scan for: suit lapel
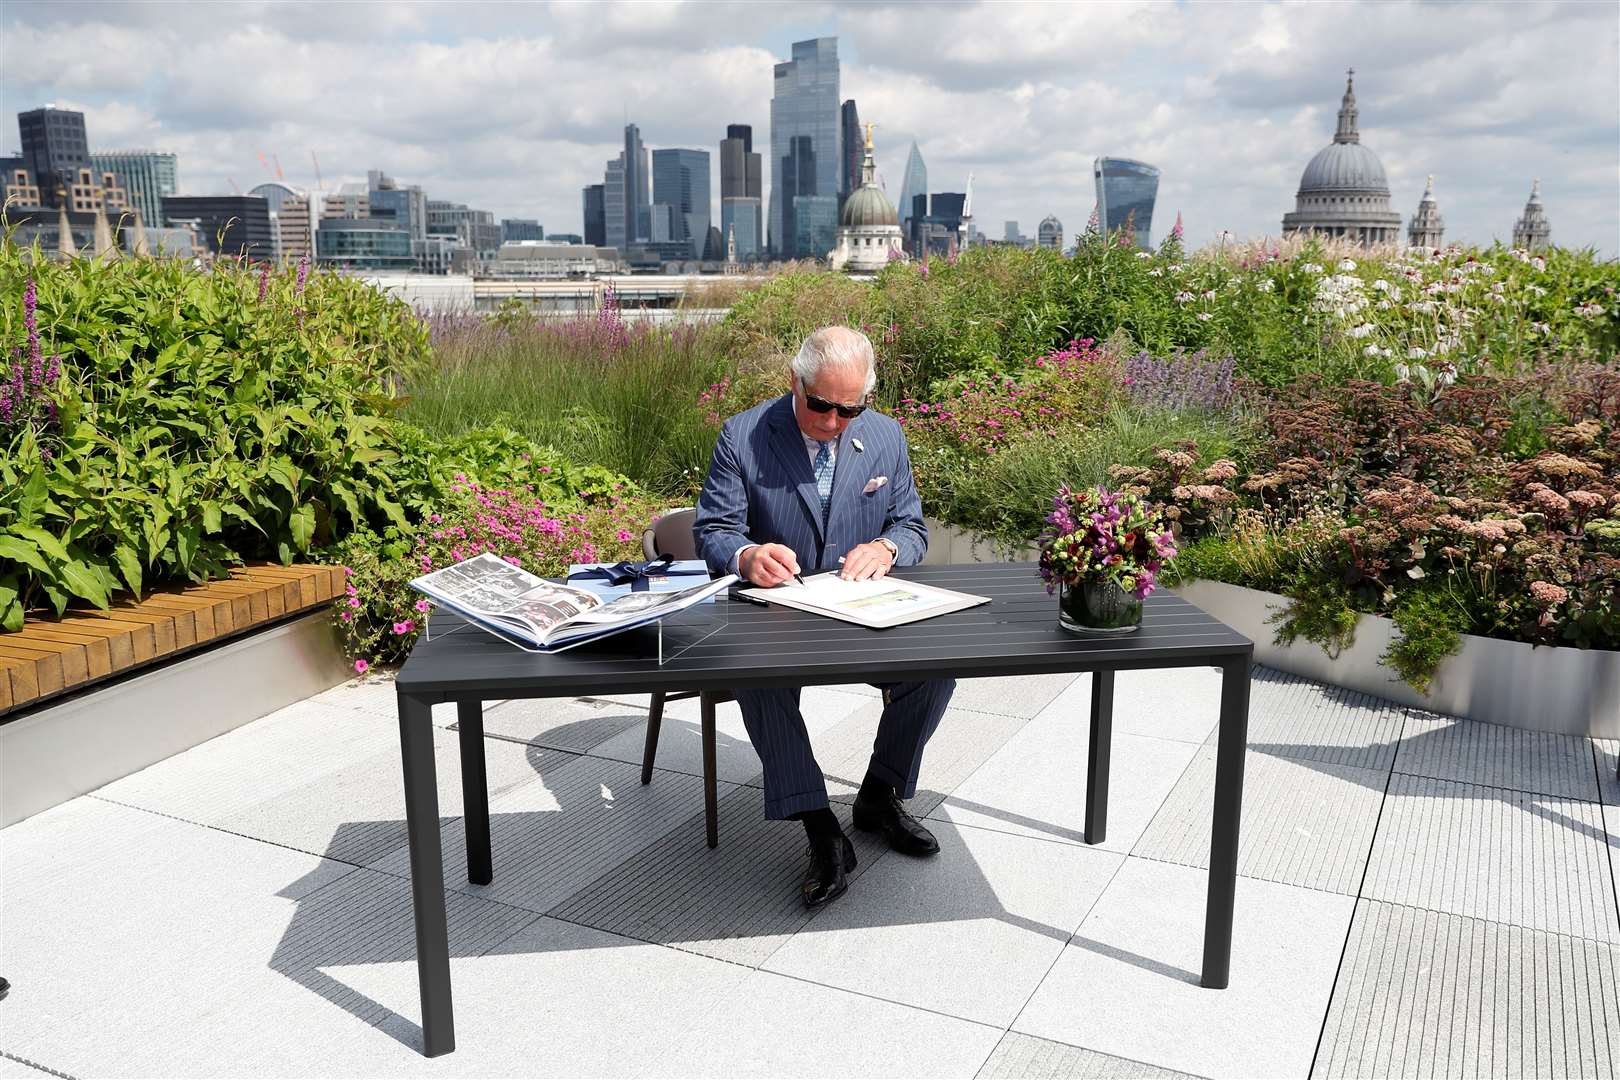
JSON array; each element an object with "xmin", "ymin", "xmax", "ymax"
[
  {"xmin": 766, "ymin": 394, "xmax": 827, "ymax": 543},
  {"xmin": 826, "ymin": 412, "xmax": 870, "ymax": 523}
]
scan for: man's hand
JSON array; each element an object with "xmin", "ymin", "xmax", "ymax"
[
  {"xmin": 839, "ymin": 541, "xmax": 895, "ymax": 581},
  {"xmin": 740, "ymin": 543, "xmax": 801, "ymax": 587}
]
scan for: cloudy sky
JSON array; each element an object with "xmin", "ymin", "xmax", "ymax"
[{"xmin": 3, "ymin": 0, "xmax": 1616, "ymax": 254}]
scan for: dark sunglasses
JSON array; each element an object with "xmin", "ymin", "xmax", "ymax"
[{"xmin": 802, "ymin": 390, "xmax": 869, "ymax": 419}]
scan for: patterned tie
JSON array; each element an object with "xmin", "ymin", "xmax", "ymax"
[{"xmin": 813, "ymin": 440, "xmax": 834, "ymax": 521}]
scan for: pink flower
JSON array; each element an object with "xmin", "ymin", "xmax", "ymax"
[
  {"xmin": 392, "ymin": 620, "xmax": 415, "ymax": 635},
  {"xmin": 415, "ymin": 598, "xmax": 430, "ymax": 613},
  {"xmin": 616, "ymin": 528, "xmax": 635, "ymax": 542},
  {"xmin": 348, "ymin": 597, "xmax": 361, "ymax": 609},
  {"xmin": 1528, "ymin": 581, "xmax": 1568, "ymax": 606},
  {"xmin": 354, "ymin": 659, "xmax": 370, "ymax": 674}
]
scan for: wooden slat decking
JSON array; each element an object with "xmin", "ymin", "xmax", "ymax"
[{"xmin": 0, "ymin": 564, "xmax": 343, "ymax": 718}]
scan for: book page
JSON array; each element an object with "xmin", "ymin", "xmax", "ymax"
[
  {"xmin": 412, "ymin": 553, "xmax": 601, "ymax": 640},
  {"xmin": 770, "ymin": 573, "xmax": 965, "ymax": 622}
]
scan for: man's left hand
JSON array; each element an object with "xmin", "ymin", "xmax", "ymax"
[{"xmin": 839, "ymin": 541, "xmax": 895, "ymax": 581}]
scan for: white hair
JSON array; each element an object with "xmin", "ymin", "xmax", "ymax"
[{"xmin": 791, "ymin": 326, "xmax": 877, "ymax": 397}]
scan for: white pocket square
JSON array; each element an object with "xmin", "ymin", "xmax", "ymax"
[{"xmin": 862, "ymin": 476, "xmax": 889, "ymax": 495}]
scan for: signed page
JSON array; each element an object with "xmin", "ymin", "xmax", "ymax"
[{"xmin": 739, "ymin": 572, "xmax": 989, "ymax": 629}]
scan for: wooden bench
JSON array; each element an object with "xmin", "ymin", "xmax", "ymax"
[{"xmin": 0, "ymin": 565, "xmax": 344, "ymax": 718}]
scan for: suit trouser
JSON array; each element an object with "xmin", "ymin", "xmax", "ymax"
[{"xmin": 734, "ymin": 679, "xmax": 957, "ymax": 819}]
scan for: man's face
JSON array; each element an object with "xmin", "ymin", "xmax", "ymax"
[{"xmin": 792, "ymin": 366, "xmax": 870, "ymax": 441}]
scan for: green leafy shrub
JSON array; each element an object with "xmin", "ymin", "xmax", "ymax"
[{"xmin": 0, "ymin": 241, "xmax": 428, "ymax": 629}]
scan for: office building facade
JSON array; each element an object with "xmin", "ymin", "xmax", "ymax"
[
  {"xmin": 368, "ymin": 170, "xmax": 427, "ymax": 245},
  {"xmin": 603, "ymin": 159, "xmax": 626, "ymax": 252},
  {"xmin": 720, "ymin": 123, "xmax": 763, "ymax": 261},
  {"xmin": 582, "ymin": 183, "xmax": 606, "ymax": 247},
  {"xmin": 769, "ymin": 37, "xmax": 840, "ymax": 258},
  {"xmin": 247, "ymin": 181, "xmax": 312, "ymax": 263},
  {"xmin": 1037, "ymin": 214, "xmax": 1063, "ymax": 250},
  {"xmin": 897, "ymin": 140, "xmax": 928, "ymax": 240},
  {"xmin": 316, "ymin": 218, "xmax": 413, "ymax": 270},
  {"xmin": 161, "ymin": 195, "xmax": 275, "ymax": 260},
  {"xmin": 501, "ymin": 218, "xmax": 544, "ymax": 243},
  {"xmin": 18, "ymin": 106, "xmax": 89, "ymax": 208},
  {"xmin": 1094, "ymin": 157, "xmax": 1160, "ymax": 249},
  {"xmin": 651, "ymin": 148, "xmax": 711, "ymax": 257},
  {"xmin": 88, "ymin": 151, "xmax": 177, "ymax": 224},
  {"xmin": 622, "ymin": 124, "xmax": 649, "ymax": 248},
  {"xmin": 840, "ymin": 99, "xmax": 861, "ymax": 199}
]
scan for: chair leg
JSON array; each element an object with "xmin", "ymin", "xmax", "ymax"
[
  {"xmin": 701, "ymin": 692, "xmax": 719, "ymax": 849},
  {"xmin": 641, "ymin": 691, "xmax": 665, "ymax": 785}
]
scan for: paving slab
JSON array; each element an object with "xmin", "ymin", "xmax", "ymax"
[
  {"xmin": 932, "ymin": 690, "xmax": 1201, "ymax": 854},
  {"xmin": 668, "ymin": 967, "xmax": 1004, "ymax": 1078},
  {"xmin": 548, "ymin": 784, "xmax": 884, "ymax": 967},
  {"xmin": 312, "ymin": 671, "xmax": 490, "ymax": 727},
  {"xmin": 1131, "ymin": 746, "xmax": 1387, "ymax": 894},
  {"xmin": 838, "ymin": 672, "xmax": 1081, "ymax": 720},
  {"xmin": 1394, "ymin": 709, "xmax": 1599, "ymax": 800},
  {"xmin": 1235, "ymin": 668, "xmax": 1407, "ymax": 771},
  {"xmin": 1595, "ymin": 738, "xmax": 1619, "ymax": 806},
  {"xmin": 477, "ymin": 694, "xmax": 648, "ymax": 753},
  {"xmin": 165, "ymin": 912, "xmax": 749, "ymax": 1077},
  {"xmin": 95, "ymin": 697, "xmax": 555, "ymax": 866},
  {"xmin": 977, "ymin": 1033, "xmax": 1203, "ymax": 1079},
  {"xmin": 1039, "ymin": 668, "xmax": 1225, "ymax": 745},
  {"xmin": 0, "ymin": 1053, "xmax": 65, "ymax": 1079},
  {"xmin": 367, "ymin": 753, "xmax": 732, "ymax": 916},
  {"xmin": 1013, "ymin": 857, "xmax": 1354, "ymax": 1080},
  {"xmin": 811, "ymin": 700, "xmax": 1033, "ymax": 818},
  {"xmin": 1362, "ymin": 774, "xmax": 1618, "ymax": 942},
  {"xmin": 0, "ymin": 799, "xmax": 552, "ymax": 1076},
  {"xmin": 764, "ymin": 820, "xmax": 1123, "ymax": 1026},
  {"xmin": 584, "ymin": 686, "xmax": 870, "ymax": 787},
  {"xmin": 1315, "ymin": 899, "xmax": 1620, "ymax": 1080}
]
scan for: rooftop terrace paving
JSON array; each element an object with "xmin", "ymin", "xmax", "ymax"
[{"xmin": 1, "ymin": 666, "xmax": 1616, "ymax": 1078}]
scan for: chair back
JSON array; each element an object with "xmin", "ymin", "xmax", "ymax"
[{"xmin": 643, "ymin": 507, "xmax": 699, "ymax": 560}]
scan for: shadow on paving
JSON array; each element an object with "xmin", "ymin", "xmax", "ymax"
[
  {"xmin": 1235, "ymin": 667, "xmax": 1613, "ymax": 848},
  {"xmin": 264, "ymin": 714, "xmax": 1167, "ymax": 1053}
]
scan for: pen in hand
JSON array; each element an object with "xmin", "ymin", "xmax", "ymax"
[{"xmin": 791, "ymin": 572, "xmax": 808, "ymax": 588}]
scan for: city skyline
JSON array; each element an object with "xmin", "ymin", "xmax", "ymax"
[{"xmin": 0, "ymin": 1, "xmax": 1615, "ymax": 255}]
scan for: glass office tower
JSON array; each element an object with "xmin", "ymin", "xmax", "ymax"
[
  {"xmin": 897, "ymin": 140, "xmax": 927, "ymax": 236},
  {"xmin": 89, "ymin": 151, "xmax": 177, "ymax": 224},
  {"xmin": 769, "ymin": 37, "xmax": 840, "ymax": 258},
  {"xmin": 720, "ymin": 123, "xmax": 763, "ymax": 261},
  {"xmin": 652, "ymin": 148, "xmax": 711, "ymax": 258},
  {"xmin": 1093, "ymin": 157, "xmax": 1160, "ymax": 249}
]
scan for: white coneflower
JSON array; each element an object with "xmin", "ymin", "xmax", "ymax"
[
  {"xmin": 1338, "ymin": 258, "xmax": 1357, "ymax": 271},
  {"xmin": 1349, "ymin": 323, "xmax": 1375, "ymax": 338}
]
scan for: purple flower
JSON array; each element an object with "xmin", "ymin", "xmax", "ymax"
[
  {"xmin": 295, "ymin": 254, "xmax": 309, "ymax": 295},
  {"xmin": 257, "ymin": 266, "xmax": 269, "ymax": 301}
]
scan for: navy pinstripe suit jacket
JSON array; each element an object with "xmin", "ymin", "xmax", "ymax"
[{"xmin": 694, "ymin": 392, "xmax": 929, "ymax": 574}]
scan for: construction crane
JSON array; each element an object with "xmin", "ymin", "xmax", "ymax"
[
  {"xmin": 271, "ymin": 154, "xmax": 285, "ymax": 181},
  {"xmin": 257, "ymin": 151, "xmax": 273, "ymax": 178},
  {"xmin": 226, "ymin": 176, "xmax": 242, "ymax": 194}
]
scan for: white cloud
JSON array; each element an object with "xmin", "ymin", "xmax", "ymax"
[{"xmin": 0, "ymin": 0, "xmax": 1613, "ymax": 252}]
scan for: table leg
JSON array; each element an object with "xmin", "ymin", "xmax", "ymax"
[
  {"xmin": 1201, "ymin": 653, "xmax": 1252, "ymax": 990},
  {"xmin": 1085, "ymin": 669, "xmax": 1115, "ymax": 845},
  {"xmin": 701, "ymin": 692, "xmax": 719, "ymax": 849},
  {"xmin": 398, "ymin": 692, "xmax": 455, "ymax": 1056},
  {"xmin": 457, "ymin": 699, "xmax": 492, "ymax": 886}
]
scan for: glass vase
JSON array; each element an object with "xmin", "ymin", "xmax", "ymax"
[{"xmin": 1058, "ymin": 578, "xmax": 1143, "ymax": 635}]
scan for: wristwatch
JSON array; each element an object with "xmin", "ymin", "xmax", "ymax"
[{"xmin": 874, "ymin": 537, "xmax": 899, "ymax": 562}]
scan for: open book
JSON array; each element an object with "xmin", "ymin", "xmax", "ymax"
[
  {"xmin": 738, "ymin": 572, "xmax": 989, "ymax": 629},
  {"xmin": 411, "ymin": 552, "xmax": 734, "ymax": 651}
]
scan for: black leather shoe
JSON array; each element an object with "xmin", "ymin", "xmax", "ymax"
[
  {"xmin": 852, "ymin": 791, "xmax": 941, "ymax": 856},
  {"xmin": 802, "ymin": 831, "xmax": 857, "ymax": 908}
]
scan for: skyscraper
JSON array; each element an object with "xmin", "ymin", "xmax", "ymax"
[
  {"xmin": 88, "ymin": 150, "xmax": 177, "ymax": 224},
  {"xmin": 769, "ymin": 37, "xmax": 840, "ymax": 258},
  {"xmin": 603, "ymin": 158, "xmax": 626, "ymax": 252},
  {"xmin": 1093, "ymin": 157, "xmax": 1160, "ymax": 248},
  {"xmin": 897, "ymin": 140, "xmax": 927, "ymax": 237},
  {"xmin": 18, "ymin": 106, "xmax": 90, "ymax": 208},
  {"xmin": 582, "ymin": 183, "xmax": 606, "ymax": 247},
  {"xmin": 622, "ymin": 124, "xmax": 649, "ymax": 245},
  {"xmin": 652, "ymin": 148, "xmax": 711, "ymax": 257},
  {"xmin": 720, "ymin": 123, "xmax": 763, "ymax": 261},
  {"xmin": 840, "ymin": 99, "xmax": 862, "ymax": 199}
]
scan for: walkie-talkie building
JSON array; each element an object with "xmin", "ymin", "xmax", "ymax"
[{"xmin": 1093, "ymin": 157, "xmax": 1160, "ymax": 249}]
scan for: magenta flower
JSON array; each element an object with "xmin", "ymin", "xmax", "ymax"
[{"xmin": 354, "ymin": 659, "xmax": 370, "ymax": 674}]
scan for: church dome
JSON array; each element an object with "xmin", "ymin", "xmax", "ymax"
[
  {"xmin": 840, "ymin": 183, "xmax": 898, "ymax": 228},
  {"xmin": 1298, "ymin": 141, "xmax": 1389, "ymax": 193}
]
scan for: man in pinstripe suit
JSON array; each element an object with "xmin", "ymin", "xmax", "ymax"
[{"xmin": 694, "ymin": 327, "xmax": 956, "ymax": 908}]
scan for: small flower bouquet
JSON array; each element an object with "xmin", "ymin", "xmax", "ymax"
[{"xmin": 1038, "ymin": 485, "xmax": 1178, "ymax": 634}]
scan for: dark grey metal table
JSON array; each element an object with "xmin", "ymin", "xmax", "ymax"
[{"xmin": 392, "ymin": 563, "xmax": 1253, "ymax": 1056}]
